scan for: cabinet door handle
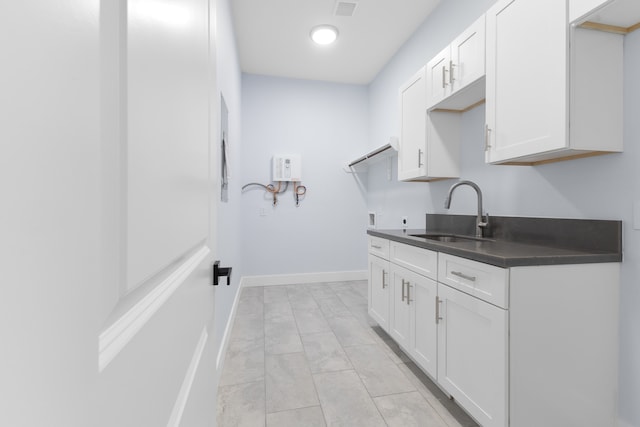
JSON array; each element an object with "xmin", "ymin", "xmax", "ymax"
[
  {"xmin": 449, "ymin": 60, "xmax": 455, "ymax": 85},
  {"xmin": 418, "ymin": 149, "xmax": 424, "ymax": 168},
  {"xmin": 441, "ymin": 65, "xmax": 448, "ymax": 88},
  {"xmin": 485, "ymin": 124, "xmax": 492, "ymax": 151},
  {"xmin": 451, "ymin": 270, "xmax": 476, "ymax": 282},
  {"xmin": 435, "ymin": 296, "xmax": 442, "ymax": 324},
  {"xmin": 406, "ymin": 282, "xmax": 412, "ymax": 305},
  {"xmin": 382, "ymin": 270, "xmax": 387, "ymax": 289},
  {"xmin": 401, "ymin": 279, "xmax": 406, "ymax": 302}
]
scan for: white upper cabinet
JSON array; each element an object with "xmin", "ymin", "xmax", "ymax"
[
  {"xmin": 398, "ymin": 67, "xmax": 427, "ymax": 181},
  {"xmin": 426, "ymin": 47, "xmax": 450, "ymax": 109},
  {"xmin": 426, "ymin": 15, "xmax": 486, "ymax": 111},
  {"xmin": 485, "ymin": 0, "xmax": 623, "ymax": 165},
  {"xmin": 398, "ymin": 68, "xmax": 461, "ymax": 182}
]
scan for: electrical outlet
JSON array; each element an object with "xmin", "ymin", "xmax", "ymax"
[{"xmin": 402, "ymin": 216, "xmax": 408, "ymax": 228}]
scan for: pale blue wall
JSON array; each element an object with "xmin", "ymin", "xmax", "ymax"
[
  {"xmin": 239, "ymin": 75, "xmax": 369, "ymax": 276},
  {"xmin": 214, "ymin": 0, "xmax": 244, "ymax": 367},
  {"xmin": 366, "ymin": 0, "xmax": 640, "ymax": 425}
]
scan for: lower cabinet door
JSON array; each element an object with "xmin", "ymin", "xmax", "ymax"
[
  {"xmin": 391, "ymin": 264, "xmax": 438, "ymax": 380},
  {"xmin": 410, "ymin": 272, "xmax": 438, "ymax": 379},
  {"xmin": 368, "ymin": 254, "xmax": 390, "ymax": 332},
  {"xmin": 389, "ymin": 264, "xmax": 411, "ymax": 349},
  {"xmin": 437, "ymin": 283, "xmax": 508, "ymax": 427}
]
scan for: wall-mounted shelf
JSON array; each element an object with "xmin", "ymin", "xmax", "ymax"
[
  {"xmin": 572, "ymin": 0, "xmax": 640, "ymax": 34},
  {"xmin": 346, "ymin": 138, "xmax": 398, "ymax": 173}
]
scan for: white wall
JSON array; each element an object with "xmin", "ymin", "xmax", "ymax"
[
  {"xmin": 367, "ymin": 0, "xmax": 497, "ymax": 229},
  {"xmin": 366, "ymin": 0, "xmax": 640, "ymax": 425},
  {"xmin": 240, "ymin": 75, "xmax": 369, "ymax": 277},
  {"xmin": 213, "ymin": 0, "xmax": 243, "ymax": 373}
]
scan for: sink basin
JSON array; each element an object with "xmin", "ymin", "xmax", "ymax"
[{"xmin": 409, "ymin": 234, "xmax": 490, "ymax": 243}]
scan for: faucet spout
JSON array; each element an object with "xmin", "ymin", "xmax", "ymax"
[{"xmin": 444, "ymin": 180, "xmax": 489, "ymax": 238}]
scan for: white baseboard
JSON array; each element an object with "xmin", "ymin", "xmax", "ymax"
[
  {"xmin": 215, "ymin": 282, "xmax": 243, "ymax": 372},
  {"xmin": 242, "ymin": 270, "xmax": 367, "ymax": 287}
]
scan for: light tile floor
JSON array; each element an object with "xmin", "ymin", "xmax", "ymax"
[{"xmin": 216, "ymin": 280, "xmax": 479, "ymax": 427}]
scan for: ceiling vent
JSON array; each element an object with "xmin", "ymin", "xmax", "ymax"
[{"xmin": 334, "ymin": 1, "xmax": 358, "ymax": 17}]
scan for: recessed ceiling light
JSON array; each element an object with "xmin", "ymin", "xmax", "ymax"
[{"xmin": 310, "ymin": 25, "xmax": 338, "ymax": 45}]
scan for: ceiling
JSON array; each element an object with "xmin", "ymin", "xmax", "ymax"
[{"xmin": 230, "ymin": 0, "xmax": 442, "ymax": 85}]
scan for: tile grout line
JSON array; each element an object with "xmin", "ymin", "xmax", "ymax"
[
  {"xmin": 262, "ymin": 286, "xmax": 267, "ymax": 427},
  {"xmin": 222, "ymin": 281, "xmax": 472, "ymax": 427},
  {"xmin": 395, "ymin": 361, "xmax": 453, "ymax": 427},
  {"xmin": 321, "ymin": 282, "xmax": 391, "ymax": 427},
  {"xmin": 305, "ymin": 282, "xmax": 335, "ymax": 427}
]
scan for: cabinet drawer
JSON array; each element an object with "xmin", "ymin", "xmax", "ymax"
[
  {"xmin": 390, "ymin": 242, "xmax": 437, "ymax": 280},
  {"xmin": 368, "ymin": 236, "xmax": 390, "ymax": 258},
  {"xmin": 438, "ymin": 253, "xmax": 509, "ymax": 309}
]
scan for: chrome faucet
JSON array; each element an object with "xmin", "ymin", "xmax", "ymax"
[{"xmin": 444, "ymin": 180, "xmax": 489, "ymax": 238}]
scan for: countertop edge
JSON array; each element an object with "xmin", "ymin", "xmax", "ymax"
[{"xmin": 367, "ymin": 229, "xmax": 623, "ymax": 268}]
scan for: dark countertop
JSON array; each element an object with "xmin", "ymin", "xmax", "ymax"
[{"xmin": 367, "ymin": 215, "xmax": 622, "ymax": 268}]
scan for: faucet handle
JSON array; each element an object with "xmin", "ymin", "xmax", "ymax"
[{"xmin": 479, "ymin": 212, "xmax": 489, "ymax": 228}]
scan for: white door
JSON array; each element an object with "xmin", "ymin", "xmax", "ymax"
[
  {"xmin": 1, "ymin": 0, "xmax": 219, "ymax": 425},
  {"xmin": 437, "ymin": 284, "xmax": 508, "ymax": 427}
]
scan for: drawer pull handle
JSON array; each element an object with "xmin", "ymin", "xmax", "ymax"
[
  {"xmin": 451, "ymin": 271, "xmax": 476, "ymax": 282},
  {"xmin": 371, "ymin": 244, "xmax": 382, "ymax": 249}
]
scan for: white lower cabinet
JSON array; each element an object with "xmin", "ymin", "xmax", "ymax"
[
  {"xmin": 368, "ymin": 254, "xmax": 390, "ymax": 332},
  {"xmin": 389, "ymin": 264, "xmax": 411, "ymax": 349},
  {"xmin": 367, "ymin": 236, "xmax": 619, "ymax": 427},
  {"xmin": 389, "ymin": 264, "xmax": 438, "ymax": 378},
  {"xmin": 368, "ymin": 237, "xmax": 390, "ymax": 332},
  {"xmin": 408, "ymin": 269, "xmax": 438, "ymax": 378},
  {"xmin": 437, "ymin": 283, "xmax": 507, "ymax": 427}
]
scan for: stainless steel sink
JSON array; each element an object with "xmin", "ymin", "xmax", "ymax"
[{"xmin": 409, "ymin": 234, "xmax": 491, "ymax": 243}]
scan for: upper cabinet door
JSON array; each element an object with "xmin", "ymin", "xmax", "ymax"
[
  {"xmin": 451, "ymin": 15, "xmax": 485, "ymax": 93},
  {"xmin": 485, "ymin": 0, "xmax": 568, "ymax": 164},
  {"xmin": 398, "ymin": 67, "xmax": 427, "ymax": 181},
  {"xmin": 425, "ymin": 46, "xmax": 451, "ymax": 109}
]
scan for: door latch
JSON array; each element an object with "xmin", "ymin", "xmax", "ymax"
[{"xmin": 213, "ymin": 261, "xmax": 232, "ymax": 286}]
